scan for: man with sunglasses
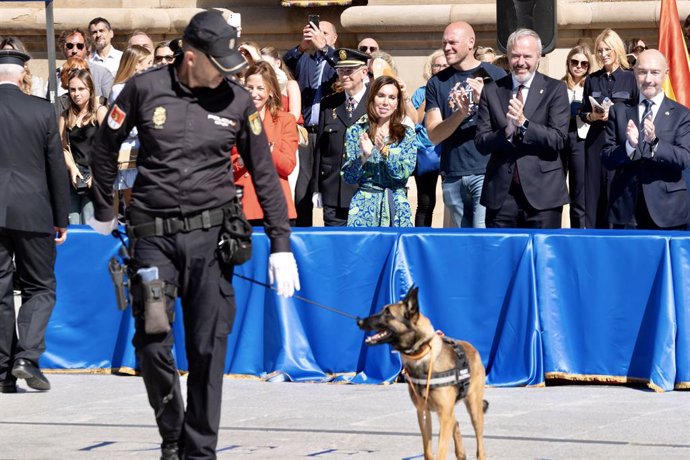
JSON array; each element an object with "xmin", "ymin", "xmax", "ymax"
[
  {"xmin": 357, "ymin": 38, "xmax": 379, "ymax": 56},
  {"xmin": 55, "ymin": 29, "xmax": 113, "ymax": 101},
  {"xmin": 153, "ymin": 41, "xmax": 176, "ymax": 66}
]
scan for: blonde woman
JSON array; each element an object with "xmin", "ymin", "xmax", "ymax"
[
  {"xmin": 59, "ymin": 69, "xmax": 108, "ymax": 224},
  {"xmin": 561, "ymin": 45, "xmax": 594, "ymax": 228},
  {"xmin": 580, "ymin": 28, "xmax": 639, "ymax": 229},
  {"xmin": 109, "ymin": 45, "xmax": 153, "ymax": 103}
]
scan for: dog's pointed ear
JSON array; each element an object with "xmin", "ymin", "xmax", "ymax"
[{"xmin": 402, "ymin": 285, "xmax": 419, "ymax": 319}]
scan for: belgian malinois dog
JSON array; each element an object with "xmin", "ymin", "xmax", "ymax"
[{"xmin": 357, "ymin": 286, "xmax": 487, "ymax": 460}]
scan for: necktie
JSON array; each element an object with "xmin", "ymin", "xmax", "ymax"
[
  {"xmin": 512, "ymin": 85, "xmax": 525, "ymax": 186},
  {"xmin": 516, "ymin": 84, "xmax": 525, "ymax": 103},
  {"xmin": 346, "ymin": 97, "xmax": 356, "ymax": 118},
  {"xmin": 308, "ymin": 56, "xmax": 326, "ymax": 127},
  {"xmin": 640, "ymin": 99, "xmax": 653, "ymax": 129}
]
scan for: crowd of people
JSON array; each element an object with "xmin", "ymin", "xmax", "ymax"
[
  {"xmin": 2, "ymin": 9, "xmax": 690, "ymax": 460},
  {"xmin": 2, "ymin": 14, "xmax": 690, "ymax": 230}
]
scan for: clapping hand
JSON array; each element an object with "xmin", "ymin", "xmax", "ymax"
[
  {"xmin": 626, "ymin": 119, "xmax": 640, "ymax": 148},
  {"xmin": 360, "ymin": 132, "xmax": 374, "ymax": 162}
]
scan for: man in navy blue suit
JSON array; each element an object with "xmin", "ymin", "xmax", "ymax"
[
  {"xmin": 475, "ymin": 28, "xmax": 570, "ymax": 228},
  {"xmin": 601, "ymin": 49, "xmax": 690, "ymax": 230}
]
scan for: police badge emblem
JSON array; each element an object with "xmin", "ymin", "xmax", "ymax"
[
  {"xmin": 152, "ymin": 107, "xmax": 167, "ymax": 129},
  {"xmin": 339, "ymin": 49, "xmax": 347, "ymax": 60},
  {"xmin": 108, "ymin": 104, "xmax": 126, "ymax": 130},
  {"xmin": 248, "ymin": 112, "xmax": 262, "ymax": 135}
]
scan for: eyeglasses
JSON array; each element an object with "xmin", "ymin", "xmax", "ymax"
[
  {"xmin": 65, "ymin": 43, "xmax": 85, "ymax": 50},
  {"xmin": 336, "ymin": 67, "xmax": 361, "ymax": 75},
  {"xmin": 358, "ymin": 46, "xmax": 378, "ymax": 53},
  {"xmin": 154, "ymin": 54, "xmax": 175, "ymax": 64},
  {"xmin": 569, "ymin": 59, "xmax": 589, "ymax": 68},
  {"xmin": 432, "ymin": 63, "xmax": 449, "ymax": 69}
]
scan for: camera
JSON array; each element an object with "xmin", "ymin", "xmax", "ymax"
[{"xmin": 75, "ymin": 166, "xmax": 91, "ymax": 195}]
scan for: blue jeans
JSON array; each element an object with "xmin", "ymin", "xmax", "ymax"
[{"xmin": 442, "ymin": 174, "xmax": 486, "ymax": 228}]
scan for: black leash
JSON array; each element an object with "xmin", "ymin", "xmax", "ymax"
[
  {"xmin": 112, "ymin": 229, "xmax": 358, "ymax": 321},
  {"xmin": 233, "ymin": 273, "xmax": 360, "ymax": 321}
]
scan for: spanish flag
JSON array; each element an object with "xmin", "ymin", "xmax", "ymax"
[{"xmin": 658, "ymin": 0, "xmax": 690, "ymax": 108}]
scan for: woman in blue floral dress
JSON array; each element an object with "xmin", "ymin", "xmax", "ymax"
[{"xmin": 342, "ymin": 75, "xmax": 417, "ymax": 227}]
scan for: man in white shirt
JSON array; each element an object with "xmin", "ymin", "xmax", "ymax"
[{"xmin": 88, "ymin": 17, "xmax": 122, "ymax": 76}]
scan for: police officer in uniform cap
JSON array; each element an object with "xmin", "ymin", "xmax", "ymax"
[
  {"xmin": 0, "ymin": 50, "xmax": 70, "ymax": 394},
  {"xmin": 87, "ymin": 11, "xmax": 300, "ymax": 459},
  {"xmin": 312, "ymin": 48, "xmax": 370, "ymax": 226}
]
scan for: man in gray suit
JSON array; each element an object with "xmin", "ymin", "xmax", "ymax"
[
  {"xmin": 0, "ymin": 50, "xmax": 70, "ymax": 393},
  {"xmin": 56, "ymin": 28, "xmax": 113, "ymax": 98}
]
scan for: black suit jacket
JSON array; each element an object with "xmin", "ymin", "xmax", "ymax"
[
  {"xmin": 0, "ymin": 84, "xmax": 70, "ymax": 232},
  {"xmin": 601, "ymin": 97, "xmax": 690, "ymax": 228},
  {"xmin": 475, "ymin": 72, "xmax": 570, "ymax": 210},
  {"xmin": 313, "ymin": 87, "xmax": 369, "ymax": 208}
]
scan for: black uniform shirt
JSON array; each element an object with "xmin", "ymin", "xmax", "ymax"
[{"xmin": 90, "ymin": 64, "xmax": 291, "ymax": 252}]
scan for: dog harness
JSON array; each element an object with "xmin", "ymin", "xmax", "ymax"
[{"xmin": 405, "ymin": 336, "xmax": 471, "ymax": 400}]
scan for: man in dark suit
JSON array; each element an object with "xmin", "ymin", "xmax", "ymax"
[
  {"xmin": 0, "ymin": 50, "xmax": 70, "ymax": 393},
  {"xmin": 313, "ymin": 48, "xmax": 370, "ymax": 226},
  {"xmin": 601, "ymin": 49, "xmax": 690, "ymax": 230},
  {"xmin": 475, "ymin": 28, "xmax": 570, "ymax": 228}
]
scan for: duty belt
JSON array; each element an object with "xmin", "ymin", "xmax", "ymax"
[{"xmin": 127, "ymin": 207, "xmax": 226, "ymax": 239}]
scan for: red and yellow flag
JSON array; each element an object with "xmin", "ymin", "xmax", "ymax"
[{"xmin": 658, "ymin": 0, "xmax": 690, "ymax": 108}]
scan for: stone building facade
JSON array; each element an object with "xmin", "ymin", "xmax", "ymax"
[{"xmin": 2, "ymin": 0, "xmax": 688, "ymax": 90}]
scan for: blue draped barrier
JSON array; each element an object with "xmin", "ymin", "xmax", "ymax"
[{"xmin": 43, "ymin": 227, "xmax": 690, "ymax": 391}]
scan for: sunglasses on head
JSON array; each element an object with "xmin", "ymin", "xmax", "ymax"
[
  {"xmin": 65, "ymin": 43, "xmax": 85, "ymax": 50},
  {"xmin": 632, "ymin": 45, "xmax": 647, "ymax": 54},
  {"xmin": 570, "ymin": 59, "xmax": 589, "ymax": 68},
  {"xmin": 358, "ymin": 45, "xmax": 378, "ymax": 53}
]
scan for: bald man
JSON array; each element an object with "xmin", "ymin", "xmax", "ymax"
[
  {"xmin": 283, "ymin": 19, "xmax": 339, "ymax": 226},
  {"xmin": 425, "ymin": 21, "xmax": 506, "ymax": 228},
  {"xmin": 357, "ymin": 37, "xmax": 379, "ymax": 55},
  {"xmin": 601, "ymin": 49, "xmax": 690, "ymax": 229}
]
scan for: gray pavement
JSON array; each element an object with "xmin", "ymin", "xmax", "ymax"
[{"xmin": 1, "ymin": 374, "xmax": 689, "ymax": 459}]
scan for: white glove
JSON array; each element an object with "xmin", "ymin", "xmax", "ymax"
[
  {"xmin": 312, "ymin": 192, "xmax": 323, "ymax": 209},
  {"xmin": 268, "ymin": 252, "xmax": 300, "ymax": 298},
  {"xmin": 86, "ymin": 215, "xmax": 118, "ymax": 236}
]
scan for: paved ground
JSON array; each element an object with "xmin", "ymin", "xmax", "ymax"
[{"xmin": 1, "ymin": 374, "xmax": 689, "ymax": 459}]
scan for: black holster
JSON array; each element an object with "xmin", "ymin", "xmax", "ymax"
[
  {"xmin": 131, "ymin": 275, "xmax": 177, "ymax": 335},
  {"xmin": 217, "ymin": 200, "xmax": 252, "ymax": 267},
  {"xmin": 108, "ymin": 257, "xmax": 128, "ymax": 311}
]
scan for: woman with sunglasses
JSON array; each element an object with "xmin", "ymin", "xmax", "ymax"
[
  {"xmin": 579, "ymin": 29, "xmax": 638, "ymax": 229},
  {"xmin": 342, "ymin": 75, "xmax": 416, "ymax": 227},
  {"xmin": 153, "ymin": 41, "xmax": 175, "ymax": 66},
  {"xmin": 410, "ymin": 49, "xmax": 447, "ymax": 227},
  {"xmin": 561, "ymin": 45, "xmax": 594, "ymax": 228}
]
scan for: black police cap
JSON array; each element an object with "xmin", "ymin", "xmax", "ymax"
[
  {"xmin": 183, "ymin": 10, "xmax": 246, "ymax": 76},
  {"xmin": 335, "ymin": 48, "xmax": 370, "ymax": 68},
  {"xmin": 0, "ymin": 49, "xmax": 30, "ymax": 66}
]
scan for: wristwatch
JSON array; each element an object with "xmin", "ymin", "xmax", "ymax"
[{"xmin": 520, "ymin": 119, "xmax": 529, "ymax": 133}]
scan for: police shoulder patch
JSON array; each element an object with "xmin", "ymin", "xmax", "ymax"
[
  {"xmin": 248, "ymin": 111, "xmax": 262, "ymax": 135},
  {"xmin": 108, "ymin": 104, "xmax": 126, "ymax": 130}
]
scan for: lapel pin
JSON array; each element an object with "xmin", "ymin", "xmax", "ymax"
[
  {"xmin": 665, "ymin": 111, "xmax": 670, "ymax": 116},
  {"xmin": 539, "ymin": 89, "xmax": 544, "ymax": 94}
]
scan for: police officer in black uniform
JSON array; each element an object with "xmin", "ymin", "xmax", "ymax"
[
  {"xmin": 0, "ymin": 49, "xmax": 70, "ymax": 394},
  {"xmin": 87, "ymin": 11, "xmax": 300, "ymax": 460}
]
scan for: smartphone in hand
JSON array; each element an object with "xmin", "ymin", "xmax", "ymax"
[{"xmin": 308, "ymin": 14, "xmax": 320, "ymax": 29}]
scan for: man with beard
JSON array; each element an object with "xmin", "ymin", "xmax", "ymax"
[
  {"xmin": 88, "ymin": 17, "xmax": 122, "ymax": 76},
  {"xmin": 475, "ymin": 28, "xmax": 570, "ymax": 228},
  {"xmin": 425, "ymin": 21, "xmax": 505, "ymax": 228}
]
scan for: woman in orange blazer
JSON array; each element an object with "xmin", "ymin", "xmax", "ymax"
[{"xmin": 234, "ymin": 61, "xmax": 298, "ymax": 225}]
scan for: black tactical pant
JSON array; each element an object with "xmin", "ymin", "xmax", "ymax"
[{"xmin": 132, "ymin": 226, "xmax": 235, "ymax": 459}]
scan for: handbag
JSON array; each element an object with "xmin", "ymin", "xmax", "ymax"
[{"xmin": 414, "ymin": 124, "xmax": 440, "ymax": 175}]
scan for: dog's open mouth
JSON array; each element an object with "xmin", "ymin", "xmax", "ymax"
[{"xmin": 365, "ymin": 329, "xmax": 392, "ymax": 345}]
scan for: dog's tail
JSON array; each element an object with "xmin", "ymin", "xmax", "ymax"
[{"xmin": 482, "ymin": 400, "xmax": 489, "ymax": 413}]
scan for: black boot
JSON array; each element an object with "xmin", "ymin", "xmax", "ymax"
[{"xmin": 160, "ymin": 441, "xmax": 180, "ymax": 460}]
